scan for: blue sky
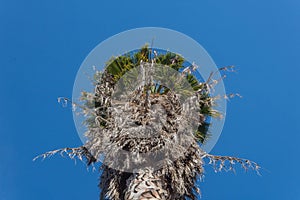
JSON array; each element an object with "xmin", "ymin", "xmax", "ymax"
[{"xmin": 0, "ymin": 0, "xmax": 299, "ymax": 199}]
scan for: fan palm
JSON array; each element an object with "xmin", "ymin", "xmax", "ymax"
[{"xmin": 35, "ymin": 46, "xmax": 259, "ymax": 200}]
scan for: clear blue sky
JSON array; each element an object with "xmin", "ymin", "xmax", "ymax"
[{"xmin": 0, "ymin": 0, "xmax": 299, "ymax": 199}]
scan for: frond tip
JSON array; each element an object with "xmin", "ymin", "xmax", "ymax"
[
  {"xmin": 202, "ymin": 153, "xmax": 260, "ymax": 174},
  {"xmin": 33, "ymin": 146, "xmax": 97, "ymax": 166}
]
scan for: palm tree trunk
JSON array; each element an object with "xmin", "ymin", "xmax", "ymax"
[{"xmin": 124, "ymin": 168, "xmax": 167, "ymax": 200}]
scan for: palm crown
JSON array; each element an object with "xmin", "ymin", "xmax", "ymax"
[{"xmin": 35, "ymin": 46, "xmax": 259, "ymax": 200}]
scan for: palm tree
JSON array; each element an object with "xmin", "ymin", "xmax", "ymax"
[{"xmin": 35, "ymin": 46, "xmax": 259, "ymax": 200}]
